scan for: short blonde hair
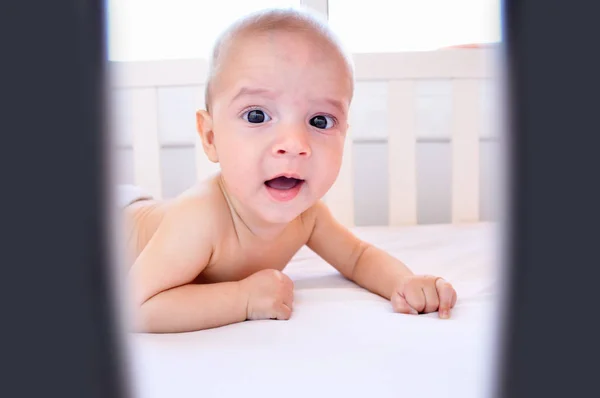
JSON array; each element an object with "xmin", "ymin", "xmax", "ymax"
[{"xmin": 204, "ymin": 7, "xmax": 354, "ymax": 112}]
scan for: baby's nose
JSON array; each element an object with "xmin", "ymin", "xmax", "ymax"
[{"xmin": 272, "ymin": 129, "xmax": 311, "ymax": 157}]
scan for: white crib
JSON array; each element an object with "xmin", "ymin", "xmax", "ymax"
[{"xmin": 113, "ymin": 48, "xmax": 503, "ymax": 398}]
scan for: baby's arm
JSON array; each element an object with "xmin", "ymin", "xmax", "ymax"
[
  {"xmin": 129, "ymin": 197, "xmax": 246, "ymax": 333},
  {"xmin": 306, "ymin": 201, "xmax": 456, "ymax": 318}
]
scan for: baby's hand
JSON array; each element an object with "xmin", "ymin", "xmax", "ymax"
[
  {"xmin": 391, "ymin": 275, "xmax": 457, "ymax": 319},
  {"xmin": 239, "ymin": 269, "xmax": 294, "ymax": 321}
]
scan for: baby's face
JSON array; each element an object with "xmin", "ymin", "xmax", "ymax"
[{"xmin": 207, "ymin": 30, "xmax": 352, "ymax": 224}]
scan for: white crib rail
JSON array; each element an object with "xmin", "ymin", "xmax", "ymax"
[{"xmin": 110, "ymin": 48, "xmax": 495, "ymax": 224}]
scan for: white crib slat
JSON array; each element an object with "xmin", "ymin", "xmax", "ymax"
[
  {"xmin": 325, "ymin": 128, "xmax": 354, "ymax": 227},
  {"xmin": 388, "ymin": 81, "xmax": 418, "ymax": 226},
  {"xmin": 130, "ymin": 88, "xmax": 162, "ymax": 199},
  {"xmin": 451, "ymin": 80, "xmax": 481, "ymax": 223}
]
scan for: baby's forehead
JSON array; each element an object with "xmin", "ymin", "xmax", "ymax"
[
  {"xmin": 214, "ymin": 31, "xmax": 352, "ymax": 97},
  {"xmin": 204, "ymin": 10, "xmax": 354, "ymax": 111},
  {"xmin": 225, "ymin": 29, "xmax": 345, "ymax": 69}
]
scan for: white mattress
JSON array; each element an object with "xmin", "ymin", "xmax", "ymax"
[{"xmin": 128, "ymin": 222, "xmax": 502, "ymax": 398}]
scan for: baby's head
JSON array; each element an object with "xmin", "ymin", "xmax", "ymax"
[{"xmin": 196, "ymin": 7, "xmax": 354, "ymax": 225}]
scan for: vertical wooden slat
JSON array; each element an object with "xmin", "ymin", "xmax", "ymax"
[
  {"xmin": 131, "ymin": 88, "xmax": 162, "ymax": 199},
  {"xmin": 451, "ymin": 79, "xmax": 481, "ymax": 223},
  {"xmin": 388, "ymin": 80, "xmax": 418, "ymax": 226},
  {"xmin": 326, "ymin": 127, "xmax": 354, "ymax": 227}
]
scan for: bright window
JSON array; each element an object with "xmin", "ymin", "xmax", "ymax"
[
  {"xmin": 328, "ymin": 0, "xmax": 501, "ymax": 53},
  {"xmin": 107, "ymin": 0, "xmax": 501, "ymax": 61},
  {"xmin": 107, "ymin": 0, "xmax": 300, "ymax": 61}
]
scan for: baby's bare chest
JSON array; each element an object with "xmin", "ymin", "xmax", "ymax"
[{"xmin": 196, "ymin": 227, "xmax": 310, "ymax": 283}]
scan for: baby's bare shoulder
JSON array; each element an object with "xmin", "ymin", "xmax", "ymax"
[
  {"xmin": 166, "ymin": 176, "xmax": 231, "ymax": 231},
  {"xmin": 300, "ymin": 200, "xmax": 326, "ymax": 229}
]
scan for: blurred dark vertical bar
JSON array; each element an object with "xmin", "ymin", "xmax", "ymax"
[
  {"xmin": 1, "ymin": 1, "xmax": 128, "ymax": 398},
  {"xmin": 498, "ymin": 1, "xmax": 600, "ymax": 397}
]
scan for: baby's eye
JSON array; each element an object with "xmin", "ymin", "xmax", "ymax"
[
  {"xmin": 243, "ymin": 109, "xmax": 271, "ymax": 124},
  {"xmin": 309, "ymin": 115, "xmax": 335, "ymax": 129}
]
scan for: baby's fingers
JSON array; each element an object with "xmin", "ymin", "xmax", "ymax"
[
  {"xmin": 435, "ymin": 278, "xmax": 457, "ymax": 319},
  {"xmin": 392, "ymin": 292, "xmax": 418, "ymax": 315},
  {"xmin": 275, "ymin": 303, "xmax": 292, "ymax": 320}
]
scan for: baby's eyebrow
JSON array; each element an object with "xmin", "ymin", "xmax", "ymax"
[
  {"xmin": 322, "ymin": 98, "xmax": 346, "ymax": 115},
  {"xmin": 230, "ymin": 87, "xmax": 277, "ymax": 104},
  {"xmin": 230, "ymin": 86, "xmax": 347, "ymax": 114}
]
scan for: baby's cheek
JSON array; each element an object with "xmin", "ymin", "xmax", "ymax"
[
  {"xmin": 312, "ymin": 149, "xmax": 342, "ymax": 190},
  {"xmin": 221, "ymin": 140, "xmax": 254, "ymax": 168},
  {"xmin": 321, "ymin": 145, "xmax": 344, "ymax": 175},
  {"xmin": 220, "ymin": 152, "xmax": 256, "ymax": 188}
]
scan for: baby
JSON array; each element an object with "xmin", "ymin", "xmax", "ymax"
[{"xmin": 124, "ymin": 7, "xmax": 457, "ymax": 333}]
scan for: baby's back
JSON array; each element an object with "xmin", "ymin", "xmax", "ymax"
[{"xmin": 123, "ymin": 198, "xmax": 172, "ymax": 266}]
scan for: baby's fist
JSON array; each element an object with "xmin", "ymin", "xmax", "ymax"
[
  {"xmin": 391, "ymin": 275, "xmax": 457, "ymax": 319},
  {"xmin": 240, "ymin": 269, "xmax": 294, "ymax": 321}
]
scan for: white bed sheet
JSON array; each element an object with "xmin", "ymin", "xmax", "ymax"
[{"xmin": 128, "ymin": 222, "xmax": 502, "ymax": 398}]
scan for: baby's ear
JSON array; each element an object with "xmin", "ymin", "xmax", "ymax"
[{"xmin": 196, "ymin": 110, "xmax": 219, "ymax": 163}]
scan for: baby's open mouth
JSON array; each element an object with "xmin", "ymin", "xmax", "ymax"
[{"xmin": 264, "ymin": 176, "xmax": 305, "ymax": 190}]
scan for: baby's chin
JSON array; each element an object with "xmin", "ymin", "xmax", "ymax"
[
  {"xmin": 257, "ymin": 198, "xmax": 314, "ymax": 224},
  {"xmin": 257, "ymin": 194, "xmax": 318, "ymax": 225},
  {"xmin": 258, "ymin": 209, "xmax": 303, "ymax": 225}
]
